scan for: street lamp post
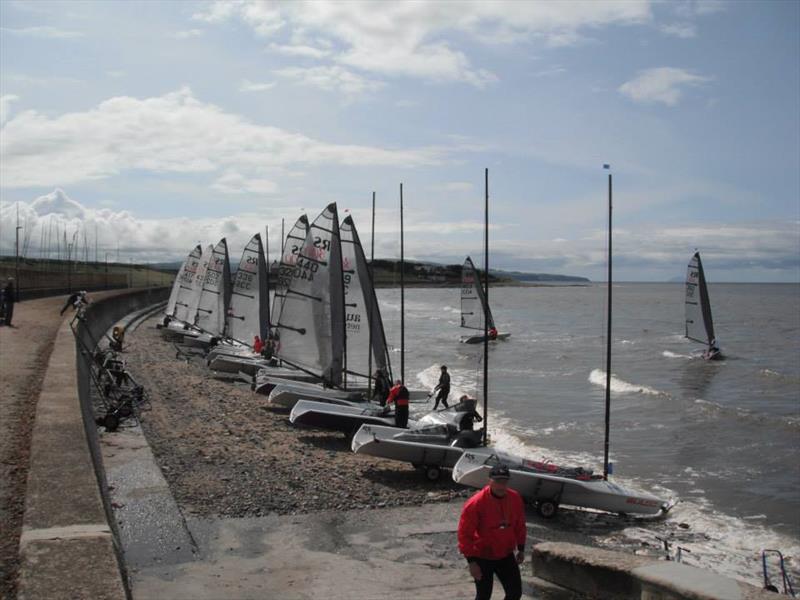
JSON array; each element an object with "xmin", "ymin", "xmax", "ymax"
[
  {"xmin": 105, "ymin": 252, "xmax": 111, "ymax": 289},
  {"xmin": 15, "ymin": 203, "xmax": 22, "ymax": 301},
  {"xmin": 67, "ymin": 243, "xmax": 73, "ymax": 293}
]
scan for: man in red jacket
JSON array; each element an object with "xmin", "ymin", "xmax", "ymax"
[
  {"xmin": 385, "ymin": 379, "xmax": 410, "ymax": 428},
  {"xmin": 457, "ymin": 463, "xmax": 526, "ymax": 600}
]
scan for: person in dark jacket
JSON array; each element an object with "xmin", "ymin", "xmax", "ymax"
[
  {"xmin": 385, "ymin": 379, "xmax": 410, "ymax": 428},
  {"xmin": 60, "ymin": 290, "xmax": 88, "ymax": 315},
  {"xmin": 2, "ymin": 278, "xmax": 15, "ymax": 326},
  {"xmin": 432, "ymin": 365, "xmax": 451, "ymax": 410},
  {"xmin": 372, "ymin": 368, "xmax": 391, "ymax": 406},
  {"xmin": 458, "ymin": 463, "xmax": 526, "ymax": 600}
]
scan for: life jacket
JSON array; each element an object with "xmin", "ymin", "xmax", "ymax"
[{"xmin": 387, "ymin": 384, "xmax": 409, "ymax": 407}]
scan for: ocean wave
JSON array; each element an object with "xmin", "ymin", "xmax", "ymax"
[
  {"xmin": 694, "ymin": 399, "xmax": 800, "ymax": 430},
  {"xmin": 473, "ymin": 414, "xmax": 800, "ymax": 587},
  {"xmin": 663, "ymin": 350, "xmax": 692, "ymax": 359},
  {"xmin": 589, "ymin": 369, "xmax": 669, "ymax": 397},
  {"xmin": 759, "ymin": 368, "xmax": 800, "ymax": 384}
]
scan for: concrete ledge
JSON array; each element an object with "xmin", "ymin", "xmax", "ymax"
[
  {"xmin": 17, "ymin": 317, "xmax": 127, "ymax": 600},
  {"xmin": 531, "ymin": 542, "xmax": 776, "ymax": 600},
  {"xmin": 17, "ymin": 288, "xmax": 167, "ymax": 600}
]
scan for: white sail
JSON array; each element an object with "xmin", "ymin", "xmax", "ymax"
[
  {"xmin": 195, "ymin": 238, "xmax": 231, "ymax": 337},
  {"xmin": 227, "ymin": 233, "xmax": 268, "ymax": 346},
  {"xmin": 181, "ymin": 244, "xmax": 212, "ymax": 325},
  {"xmin": 270, "ymin": 215, "xmax": 310, "ymax": 332},
  {"xmin": 685, "ymin": 252, "xmax": 716, "ymax": 347},
  {"xmin": 274, "ymin": 204, "xmax": 344, "ymax": 387},
  {"xmin": 166, "ymin": 258, "xmax": 185, "ymax": 317},
  {"xmin": 170, "ymin": 245, "xmax": 202, "ymax": 322},
  {"xmin": 340, "ymin": 215, "xmax": 392, "ymax": 381},
  {"xmin": 461, "ymin": 256, "xmax": 495, "ymax": 331}
]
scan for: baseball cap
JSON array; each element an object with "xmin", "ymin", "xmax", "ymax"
[{"xmin": 489, "ymin": 463, "xmax": 510, "ymax": 480}]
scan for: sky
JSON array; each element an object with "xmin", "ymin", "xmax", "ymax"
[{"xmin": 0, "ymin": 0, "xmax": 798, "ymax": 282}]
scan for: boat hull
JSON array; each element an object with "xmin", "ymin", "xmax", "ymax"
[
  {"xmin": 460, "ymin": 332, "xmax": 511, "ymax": 344},
  {"xmin": 352, "ymin": 424, "xmax": 471, "ymax": 468},
  {"xmin": 452, "ymin": 450, "xmax": 669, "ymax": 516},
  {"xmin": 290, "ymin": 400, "xmax": 400, "ymax": 433}
]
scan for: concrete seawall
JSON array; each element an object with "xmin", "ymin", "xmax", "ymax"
[{"xmin": 16, "ymin": 288, "xmax": 167, "ymax": 600}]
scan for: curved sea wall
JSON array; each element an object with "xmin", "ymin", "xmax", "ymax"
[{"xmin": 17, "ymin": 287, "xmax": 167, "ymax": 600}]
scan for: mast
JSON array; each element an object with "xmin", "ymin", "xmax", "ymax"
[
  {"xmin": 603, "ymin": 165, "xmax": 612, "ymax": 480},
  {"xmin": 482, "ymin": 168, "xmax": 489, "ymax": 446},
  {"xmin": 400, "ymin": 183, "xmax": 405, "ymax": 382},
  {"xmin": 265, "ymin": 225, "xmax": 270, "ymax": 329},
  {"xmin": 368, "ymin": 191, "xmax": 376, "ymax": 396}
]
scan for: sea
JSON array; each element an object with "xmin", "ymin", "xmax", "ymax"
[{"xmin": 374, "ymin": 283, "xmax": 800, "ymax": 586}]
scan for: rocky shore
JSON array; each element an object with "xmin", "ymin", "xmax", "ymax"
[{"xmin": 124, "ymin": 317, "xmax": 472, "ymax": 519}]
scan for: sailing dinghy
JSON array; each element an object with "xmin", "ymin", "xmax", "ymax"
[
  {"xmin": 685, "ymin": 251, "xmax": 722, "ymax": 360},
  {"xmin": 182, "ymin": 239, "xmax": 232, "ymax": 349},
  {"xmin": 460, "ymin": 256, "xmax": 510, "ymax": 344},
  {"xmin": 159, "ymin": 244, "xmax": 202, "ymax": 337},
  {"xmin": 206, "ymin": 233, "xmax": 273, "ymax": 373},
  {"xmin": 254, "ymin": 203, "xmax": 346, "ymax": 394},
  {"xmin": 162, "ymin": 244, "xmax": 213, "ymax": 342},
  {"xmin": 267, "ymin": 214, "xmax": 393, "ymax": 408},
  {"xmin": 351, "ymin": 397, "xmax": 485, "ymax": 480},
  {"xmin": 452, "ymin": 449, "xmax": 671, "ymax": 517}
]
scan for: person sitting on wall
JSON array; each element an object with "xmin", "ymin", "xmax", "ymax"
[{"xmin": 60, "ymin": 290, "xmax": 88, "ymax": 315}]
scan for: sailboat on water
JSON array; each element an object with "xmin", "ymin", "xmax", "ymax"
[
  {"xmin": 460, "ymin": 256, "xmax": 510, "ymax": 344},
  {"xmin": 452, "ymin": 166, "xmax": 673, "ymax": 518},
  {"xmin": 685, "ymin": 251, "xmax": 722, "ymax": 360}
]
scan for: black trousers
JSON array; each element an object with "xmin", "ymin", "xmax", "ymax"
[
  {"xmin": 472, "ymin": 554, "xmax": 521, "ymax": 600},
  {"xmin": 434, "ymin": 387, "xmax": 450, "ymax": 409},
  {"xmin": 394, "ymin": 405, "xmax": 409, "ymax": 428}
]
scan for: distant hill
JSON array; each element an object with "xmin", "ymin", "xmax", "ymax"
[
  {"xmin": 490, "ymin": 269, "xmax": 590, "ymax": 283},
  {"xmin": 150, "ymin": 258, "xmax": 588, "ymax": 285}
]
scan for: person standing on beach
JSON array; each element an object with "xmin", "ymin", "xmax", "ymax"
[
  {"xmin": 458, "ymin": 463, "xmax": 526, "ymax": 600},
  {"xmin": 2, "ymin": 278, "xmax": 15, "ymax": 327},
  {"xmin": 385, "ymin": 379, "xmax": 410, "ymax": 428},
  {"xmin": 432, "ymin": 365, "xmax": 451, "ymax": 410},
  {"xmin": 372, "ymin": 368, "xmax": 391, "ymax": 406}
]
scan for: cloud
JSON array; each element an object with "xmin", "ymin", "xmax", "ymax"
[
  {"xmin": 239, "ymin": 79, "xmax": 276, "ymax": 92},
  {"xmin": 1, "ymin": 25, "xmax": 83, "ymax": 39},
  {"xmin": 193, "ymin": 1, "xmax": 651, "ymax": 86},
  {"xmin": 674, "ymin": 0, "xmax": 727, "ymax": 18},
  {"xmin": 0, "ymin": 87, "xmax": 448, "ymax": 188},
  {"xmin": 619, "ymin": 67, "xmax": 710, "ymax": 106},
  {"xmin": 173, "ymin": 29, "xmax": 204, "ymax": 39},
  {"xmin": 429, "ymin": 182, "xmax": 474, "ymax": 193},
  {"xmin": 268, "ymin": 42, "xmax": 330, "ymax": 59},
  {"xmin": 1, "ymin": 95, "xmax": 19, "ymax": 126},
  {"xmin": 211, "ymin": 171, "xmax": 279, "ymax": 195},
  {"xmin": 1, "ymin": 190, "xmax": 796, "ymax": 281},
  {"xmin": 660, "ymin": 23, "xmax": 696, "ymax": 38},
  {"xmin": 273, "ymin": 65, "xmax": 384, "ymax": 97}
]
